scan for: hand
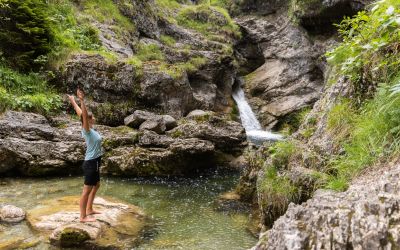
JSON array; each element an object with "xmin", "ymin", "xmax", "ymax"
[
  {"xmin": 67, "ymin": 94, "xmax": 75, "ymax": 103},
  {"xmin": 77, "ymin": 89, "xmax": 84, "ymax": 100}
]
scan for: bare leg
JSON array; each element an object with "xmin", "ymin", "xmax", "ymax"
[
  {"xmin": 80, "ymin": 185, "xmax": 96, "ymax": 222},
  {"xmin": 86, "ymin": 182, "xmax": 101, "ymax": 215}
]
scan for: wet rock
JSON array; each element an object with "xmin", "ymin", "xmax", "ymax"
[
  {"xmin": 0, "ymin": 205, "xmax": 25, "ymax": 223},
  {"xmin": 214, "ymin": 191, "xmax": 249, "ymax": 213},
  {"xmin": 27, "ymin": 196, "xmax": 149, "ymax": 249}
]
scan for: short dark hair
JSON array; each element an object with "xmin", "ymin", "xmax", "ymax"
[{"xmin": 80, "ymin": 112, "xmax": 93, "ymax": 124}]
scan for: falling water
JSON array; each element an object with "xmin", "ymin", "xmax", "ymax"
[{"xmin": 232, "ymin": 81, "xmax": 283, "ymax": 145}]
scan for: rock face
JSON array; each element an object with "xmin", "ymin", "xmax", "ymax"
[
  {"xmin": 252, "ymin": 161, "xmax": 400, "ymax": 250},
  {"xmin": 0, "ymin": 205, "xmax": 25, "ymax": 223},
  {"xmin": 0, "ymin": 111, "xmax": 245, "ymax": 177},
  {"xmin": 235, "ymin": 14, "xmax": 327, "ymax": 129},
  {"xmin": 291, "ymin": 0, "xmax": 372, "ymax": 33},
  {"xmin": 27, "ymin": 196, "xmax": 148, "ymax": 249},
  {"xmin": 58, "ymin": 0, "xmax": 239, "ymax": 126}
]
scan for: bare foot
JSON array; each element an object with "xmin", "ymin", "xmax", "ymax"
[
  {"xmin": 86, "ymin": 210, "xmax": 102, "ymax": 215},
  {"xmin": 80, "ymin": 217, "xmax": 96, "ymax": 223}
]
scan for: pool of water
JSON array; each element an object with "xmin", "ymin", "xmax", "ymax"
[{"xmin": 0, "ymin": 170, "xmax": 257, "ymax": 249}]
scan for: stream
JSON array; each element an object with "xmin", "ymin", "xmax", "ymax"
[{"xmin": 0, "ymin": 170, "xmax": 257, "ymax": 249}]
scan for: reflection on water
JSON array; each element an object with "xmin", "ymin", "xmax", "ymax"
[{"xmin": 0, "ymin": 170, "xmax": 256, "ymax": 250}]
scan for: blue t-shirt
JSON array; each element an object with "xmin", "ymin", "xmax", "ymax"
[{"xmin": 81, "ymin": 128, "xmax": 103, "ymax": 160}]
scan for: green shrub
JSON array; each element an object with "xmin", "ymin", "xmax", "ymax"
[
  {"xmin": 326, "ymin": 0, "xmax": 400, "ymax": 100},
  {"xmin": 0, "ymin": 65, "xmax": 61, "ymax": 114},
  {"xmin": 268, "ymin": 141, "xmax": 296, "ymax": 169},
  {"xmin": 322, "ymin": 0, "xmax": 400, "ymax": 190},
  {"xmin": 0, "ymin": 0, "xmax": 52, "ymax": 71}
]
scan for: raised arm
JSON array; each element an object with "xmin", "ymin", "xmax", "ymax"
[
  {"xmin": 67, "ymin": 94, "xmax": 82, "ymax": 117},
  {"xmin": 77, "ymin": 89, "xmax": 90, "ymax": 132}
]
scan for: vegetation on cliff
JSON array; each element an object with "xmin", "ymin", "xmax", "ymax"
[
  {"xmin": 0, "ymin": 0, "xmax": 238, "ymax": 115},
  {"xmin": 255, "ymin": 0, "xmax": 400, "ymax": 211}
]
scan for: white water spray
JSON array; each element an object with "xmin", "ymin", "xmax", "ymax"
[{"xmin": 232, "ymin": 81, "xmax": 283, "ymax": 145}]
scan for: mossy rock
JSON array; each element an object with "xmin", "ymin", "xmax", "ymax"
[{"xmin": 59, "ymin": 228, "xmax": 90, "ymax": 247}]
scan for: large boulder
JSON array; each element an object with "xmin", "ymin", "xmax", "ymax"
[
  {"xmin": 103, "ymin": 138, "xmax": 216, "ymax": 176},
  {"xmin": 166, "ymin": 115, "xmax": 246, "ymax": 153},
  {"xmin": 124, "ymin": 110, "xmax": 158, "ymax": 128},
  {"xmin": 252, "ymin": 161, "xmax": 400, "ymax": 250},
  {"xmin": 125, "ymin": 110, "xmax": 178, "ymax": 134},
  {"xmin": 27, "ymin": 196, "xmax": 149, "ymax": 249}
]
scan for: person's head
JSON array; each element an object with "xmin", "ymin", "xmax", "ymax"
[{"xmin": 81, "ymin": 112, "xmax": 95, "ymax": 127}]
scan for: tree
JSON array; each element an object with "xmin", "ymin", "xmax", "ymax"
[{"xmin": 0, "ymin": 0, "xmax": 52, "ymax": 71}]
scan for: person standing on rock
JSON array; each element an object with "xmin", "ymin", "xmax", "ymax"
[{"xmin": 68, "ymin": 89, "xmax": 102, "ymax": 223}]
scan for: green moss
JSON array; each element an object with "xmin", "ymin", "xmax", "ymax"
[
  {"xmin": 299, "ymin": 127, "xmax": 315, "ymax": 139},
  {"xmin": 156, "ymin": 56, "xmax": 207, "ymax": 79},
  {"xmin": 59, "ymin": 228, "xmax": 90, "ymax": 247},
  {"xmin": 81, "ymin": 0, "xmax": 135, "ymax": 34},
  {"xmin": 176, "ymin": 4, "xmax": 241, "ymax": 40},
  {"xmin": 135, "ymin": 43, "xmax": 164, "ymax": 62},
  {"xmin": 276, "ymin": 107, "xmax": 312, "ymax": 135},
  {"xmin": 170, "ymin": 129, "xmax": 184, "ymax": 138},
  {"xmin": 229, "ymin": 103, "xmax": 239, "ymax": 121},
  {"xmin": 160, "ymin": 35, "xmax": 177, "ymax": 46},
  {"xmin": 244, "ymin": 72, "xmax": 256, "ymax": 83},
  {"xmin": 125, "ymin": 56, "xmax": 144, "ymax": 78}
]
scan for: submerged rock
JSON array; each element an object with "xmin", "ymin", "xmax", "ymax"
[
  {"xmin": 27, "ymin": 196, "xmax": 149, "ymax": 249},
  {"xmin": 0, "ymin": 205, "xmax": 25, "ymax": 223},
  {"xmin": 214, "ymin": 191, "xmax": 249, "ymax": 213}
]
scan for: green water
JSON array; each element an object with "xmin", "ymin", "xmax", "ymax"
[{"xmin": 0, "ymin": 170, "xmax": 256, "ymax": 249}]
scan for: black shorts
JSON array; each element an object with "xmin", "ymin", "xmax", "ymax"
[{"xmin": 82, "ymin": 156, "xmax": 101, "ymax": 186}]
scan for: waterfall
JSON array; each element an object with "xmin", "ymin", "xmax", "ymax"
[{"xmin": 232, "ymin": 81, "xmax": 283, "ymax": 145}]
